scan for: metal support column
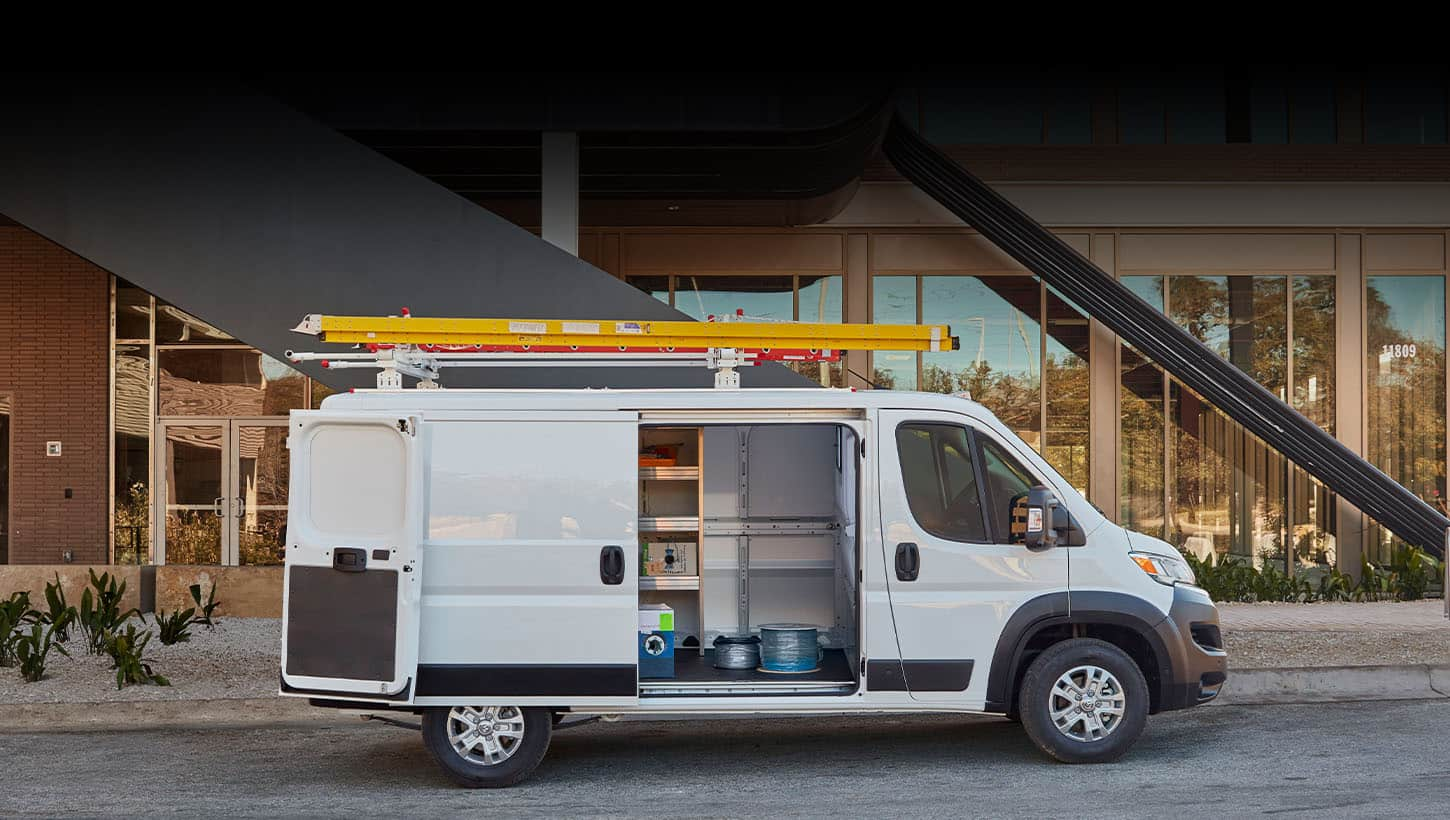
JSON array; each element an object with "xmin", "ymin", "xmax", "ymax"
[{"xmin": 541, "ymin": 132, "xmax": 578, "ymax": 256}]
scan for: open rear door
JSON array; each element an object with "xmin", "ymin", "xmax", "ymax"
[{"xmin": 282, "ymin": 412, "xmax": 424, "ymax": 699}]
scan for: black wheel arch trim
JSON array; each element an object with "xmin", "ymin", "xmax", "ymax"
[{"xmin": 984, "ymin": 591, "xmax": 1180, "ymax": 714}]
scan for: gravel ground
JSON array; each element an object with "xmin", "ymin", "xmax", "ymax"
[
  {"xmin": 1224, "ymin": 629, "xmax": 1450, "ymax": 668},
  {"xmin": 0, "ymin": 617, "xmax": 280, "ymax": 704},
  {"xmin": 4, "ymin": 612, "xmax": 1448, "ymax": 705}
]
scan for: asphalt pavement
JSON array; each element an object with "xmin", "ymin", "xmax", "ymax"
[{"xmin": 2, "ymin": 700, "xmax": 1448, "ymax": 817}]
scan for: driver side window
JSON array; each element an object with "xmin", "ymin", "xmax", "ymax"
[{"xmin": 895, "ymin": 423, "xmax": 988, "ymax": 543}]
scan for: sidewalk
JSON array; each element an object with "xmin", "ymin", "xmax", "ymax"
[
  {"xmin": 1220, "ymin": 600, "xmax": 1449, "ymax": 632},
  {"xmin": 2, "ymin": 603, "xmax": 1447, "ymax": 730}
]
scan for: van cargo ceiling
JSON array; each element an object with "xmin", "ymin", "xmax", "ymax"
[{"xmin": 882, "ymin": 114, "xmax": 1450, "ymax": 558}]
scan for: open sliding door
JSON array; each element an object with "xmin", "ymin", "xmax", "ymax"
[{"xmin": 415, "ymin": 411, "xmax": 640, "ymax": 706}]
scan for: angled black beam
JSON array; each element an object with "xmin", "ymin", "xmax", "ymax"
[
  {"xmin": 0, "ymin": 73, "xmax": 831, "ymax": 390},
  {"xmin": 884, "ymin": 113, "xmax": 1449, "ymax": 557}
]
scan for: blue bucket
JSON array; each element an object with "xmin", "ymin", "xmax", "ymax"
[{"xmin": 758, "ymin": 624, "xmax": 821, "ymax": 674}]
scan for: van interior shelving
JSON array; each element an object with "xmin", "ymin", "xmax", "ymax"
[{"xmin": 637, "ymin": 422, "xmax": 861, "ymax": 697}]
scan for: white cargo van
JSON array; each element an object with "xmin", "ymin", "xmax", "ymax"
[{"xmin": 279, "ymin": 387, "xmax": 1226, "ymax": 787}]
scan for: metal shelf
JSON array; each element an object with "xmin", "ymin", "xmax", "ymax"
[
  {"xmin": 640, "ymin": 516, "xmax": 700, "ymax": 532},
  {"xmin": 640, "ymin": 466, "xmax": 699, "ymax": 481},
  {"xmin": 639, "ymin": 575, "xmax": 701, "ymax": 591}
]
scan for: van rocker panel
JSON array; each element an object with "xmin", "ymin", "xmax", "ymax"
[
  {"xmin": 416, "ymin": 664, "xmax": 637, "ymax": 697},
  {"xmin": 867, "ymin": 660, "xmax": 974, "ymax": 692}
]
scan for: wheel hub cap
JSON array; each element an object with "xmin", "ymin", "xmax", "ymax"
[
  {"xmin": 446, "ymin": 706, "xmax": 526, "ymax": 766},
  {"xmin": 1048, "ymin": 665, "xmax": 1126, "ymax": 743}
]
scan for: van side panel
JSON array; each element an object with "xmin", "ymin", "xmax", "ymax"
[{"xmin": 415, "ymin": 416, "xmax": 640, "ymax": 702}]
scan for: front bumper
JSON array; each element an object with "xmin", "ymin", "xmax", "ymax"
[{"xmin": 1153, "ymin": 584, "xmax": 1228, "ymax": 711}]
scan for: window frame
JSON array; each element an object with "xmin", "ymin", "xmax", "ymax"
[
  {"xmin": 895, "ymin": 420, "xmax": 1049, "ymax": 546},
  {"xmin": 973, "ymin": 430, "xmax": 1047, "ymax": 545}
]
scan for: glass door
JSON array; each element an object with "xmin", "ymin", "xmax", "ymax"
[
  {"xmin": 232, "ymin": 421, "xmax": 289, "ymax": 566},
  {"xmin": 156, "ymin": 419, "xmax": 290, "ymax": 565},
  {"xmin": 157, "ymin": 422, "xmax": 227, "ymax": 564}
]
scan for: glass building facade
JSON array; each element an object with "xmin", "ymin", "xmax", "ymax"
[
  {"xmin": 103, "ymin": 231, "xmax": 1450, "ymax": 573},
  {"xmin": 111, "ymin": 278, "xmax": 330, "ymax": 566},
  {"xmin": 625, "ymin": 230, "xmax": 1449, "ymax": 578}
]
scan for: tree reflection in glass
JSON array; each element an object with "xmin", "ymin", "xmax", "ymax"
[
  {"xmin": 1366, "ymin": 275, "xmax": 1446, "ymax": 563},
  {"xmin": 921, "ymin": 275, "xmax": 1042, "ymax": 449}
]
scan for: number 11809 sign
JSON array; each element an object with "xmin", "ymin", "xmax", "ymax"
[{"xmin": 1382, "ymin": 343, "xmax": 1418, "ymax": 360}]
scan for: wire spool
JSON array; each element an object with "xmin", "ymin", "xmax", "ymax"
[
  {"xmin": 758, "ymin": 624, "xmax": 821, "ymax": 674},
  {"xmin": 712, "ymin": 634, "xmax": 761, "ymax": 670}
]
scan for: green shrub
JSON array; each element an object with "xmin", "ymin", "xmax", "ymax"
[
  {"xmin": 79, "ymin": 570, "xmax": 137, "ymax": 655},
  {"xmin": 189, "ymin": 582, "xmax": 221, "ymax": 628},
  {"xmin": 1355, "ymin": 557, "xmax": 1391, "ymax": 601},
  {"xmin": 104, "ymin": 624, "xmax": 169, "ymax": 689},
  {"xmin": 1185, "ymin": 548, "xmax": 1441, "ymax": 603},
  {"xmin": 38, "ymin": 574, "xmax": 76, "ymax": 643},
  {"xmin": 155, "ymin": 607, "xmax": 196, "ymax": 646},
  {"xmin": 1256, "ymin": 561, "xmax": 1314, "ymax": 603},
  {"xmin": 0, "ymin": 592, "xmax": 35, "ymax": 667},
  {"xmin": 14, "ymin": 622, "xmax": 68, "ymax": 682},
  {"xmin": 1389, "ymin": 546, "xmax": 1442, "ymax": 601},
  {"xmin": 1315, "ymin": 566, "xmax": 1356, "ymax": 602},
  {"xmin": 1183, "ymin": 553, "xmax": 1261, "ymax": 603}
]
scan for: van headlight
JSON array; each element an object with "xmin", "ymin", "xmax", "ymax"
[{"xmin": 1130, "ymin": 551, "xmax": 1197, "ymax": 587}]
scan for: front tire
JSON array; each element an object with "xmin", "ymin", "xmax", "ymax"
[
  {"xmin": 1018, "ymin": 638, "xmax": 1148, "ymax": 764},
  {"xmin": 421, "ymin": 705, "xmax": 552, "ymax": 788}
]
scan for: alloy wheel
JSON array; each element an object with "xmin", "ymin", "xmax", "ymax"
[
  {"xmin": 1047, "ymin": 664, "xmax": 1126, "ymax": 742},
  {"xmin": 446, "ymin": 706, "xmax": 527, "ymax": 766}
]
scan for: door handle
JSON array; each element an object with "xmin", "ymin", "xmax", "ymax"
[
  {"xmin": 600, "ymin": 545, "xmax": 625, "ymax": 585},
  {"xmin": 212, "ymin": 497, "xmax": 225, "ymax": 518},
  {"xmin": 895, "ymin": 542, "xmax": 920, "ymax": 582},
  {"xmin": 234, "ymin": 496, "xmax": 245, "ymax": 518}
]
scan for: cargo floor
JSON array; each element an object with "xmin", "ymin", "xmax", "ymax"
[{"xmin": 641, "ymin": 648, "xmax": 854, "ymax": 689}]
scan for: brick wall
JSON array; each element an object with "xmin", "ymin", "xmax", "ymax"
[{"xmin": 0, "ymin": 226, "xmax": 110, "ymax": 564}]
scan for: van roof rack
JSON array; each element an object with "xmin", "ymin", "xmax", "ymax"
[{"xmin": 287, "ymin": 309, "xmax": 957, "ymax": 390}]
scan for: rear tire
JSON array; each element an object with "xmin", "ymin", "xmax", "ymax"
[
  {"xmin": 1018, "ymin": 638, "xmax": 1148, "ymax": 764},
  {"xmin": 421, "ymin": 705, "xmax": 552, "ymax": 788}
]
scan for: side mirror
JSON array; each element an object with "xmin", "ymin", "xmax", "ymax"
[{"xmin": 1017, "ymin": 485, "xmax": 1060, "ymax": 551}]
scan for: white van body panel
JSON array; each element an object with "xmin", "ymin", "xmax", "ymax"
[
  {"xmin": 876, "ymin": 408, "xmax": 1068, "ymax": 707},
  {"xmin": 417, "ymin": 412, "xmax": 640, "ymax": 707},
  {"xmin": 281, "ymin": 411, "xmax": 424, "ymax": 697},
  {"xmin": 1072, "ymin": 528, "xmax": 1177, "ymax": 615}
]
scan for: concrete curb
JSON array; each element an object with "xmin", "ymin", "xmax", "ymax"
[
  {"xmin": 4, "ymin": 665, "xmax": 1449, "ymax": 732},
  {"xmin": 1213, "ymin": 664, "xmax": 1450, "ymax": 705}
]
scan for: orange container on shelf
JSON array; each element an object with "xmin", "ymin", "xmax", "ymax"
[{"xmin": 638, "ymin": 444, "xmax": 680, "ymax": 467}]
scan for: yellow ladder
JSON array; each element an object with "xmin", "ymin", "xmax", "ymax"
[
  {"xmin": 288, "ymin": 312, "xmax": 957, "ymax": 390},
  {"xmin": 292, "ymin": 313, "xmax": 955, "ymax": 352}
]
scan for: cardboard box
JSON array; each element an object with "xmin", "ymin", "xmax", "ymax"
[{"xmin": 641, "ymin": 542, "xmax": 695, "ymax": 576}]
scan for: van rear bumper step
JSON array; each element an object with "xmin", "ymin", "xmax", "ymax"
[{"xmin": 883, "ymin": 114, "xmax": 1449, "ymax": 557}]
